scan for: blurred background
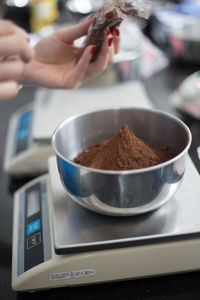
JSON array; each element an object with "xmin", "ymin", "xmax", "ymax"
[{"xmin": 2, "ymin": 0, "xmax": 200, "ymax": 83}]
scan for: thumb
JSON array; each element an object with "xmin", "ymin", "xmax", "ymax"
[{"xmin": 56, "ymin": 17, "xmax": 94, "ymax": 44}]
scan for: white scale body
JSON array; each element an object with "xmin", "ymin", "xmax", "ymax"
[
  {"xmin": 4, "ymin": 81, "xmax": 150, "ymax": 176},
  {"xmin": 10, "ymin": 80, "xmax": 200, "ymax": 292},
  {"xmin": 12, "ymin": 156, "xmax": 200, "ymax": 292}
]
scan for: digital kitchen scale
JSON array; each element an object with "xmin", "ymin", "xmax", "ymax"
[
  {"xmin": 4, "ymin": 81, "xmax": 151, "ymax": 176},
  {"xmin": 12, "ymin": 155, "xmax": 200, "ymax": 292}
]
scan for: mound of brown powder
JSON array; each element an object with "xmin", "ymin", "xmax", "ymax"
[{"xmin": 74, "ymin": 124, "xmax": 174, "ymax": 171}]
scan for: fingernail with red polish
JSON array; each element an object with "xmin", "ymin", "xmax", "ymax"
[
  {"xmin": 87, "ymin": 13, "xmax": 94, "ymax": 20},
  {"xmin": 91, "ymin": 46, "xmax": 97, "ymax": 55},
  {"xmin": 108, "ymin": 37, "xmax": 113, "ymax": 47},
  {"xmin": 106, "ymin": 28, "xmax": 111, "ymax": 35},
  {"xmin": 27, "ymin": 37, "xmax": 30, "ymax": 43},
  {"xmin": 115, "ymin": 27, "xmax": 120, "ymax": 36}
]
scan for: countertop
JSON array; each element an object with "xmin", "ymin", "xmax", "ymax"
[{"xmin": 0, "ymin": 61, "xmax": 200, "ymax": 299}]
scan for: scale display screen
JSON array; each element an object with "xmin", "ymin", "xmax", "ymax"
[
  {"xmin": 26, "ymin": 190, "xmax": 40, "ymax": 218},
  {"xmin": 15, "ymin": 110, "xmax": 32, "ymax": 155}
]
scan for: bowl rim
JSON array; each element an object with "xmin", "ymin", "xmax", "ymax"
[{"xmin": 51, "ymin": 107, "xmax": 192, "ymax": 175}]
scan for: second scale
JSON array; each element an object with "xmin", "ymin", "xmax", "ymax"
[{"xmin": 4, "ymin": 81, "xmax": 152, "ymax": 176}]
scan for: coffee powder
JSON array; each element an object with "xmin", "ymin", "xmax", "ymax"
[{"xmin": 74, "ymin": 124, "xmax": 174, "ymax": 171}]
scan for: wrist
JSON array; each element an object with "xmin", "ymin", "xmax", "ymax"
[{"xmin": 17, "ymin": 61, "xmax": 35, "ymax": 86}]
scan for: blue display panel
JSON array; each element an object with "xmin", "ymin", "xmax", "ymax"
[
  {"xmin": 27, "ymin": 219, "xmax": 41, "ymax": 235},
  {"xmin": 15, "ymin": 110, "xmax": 32, "ymax": 155},
  {"xmin": 17, "ymin": 128, "xmax": 29, "ymax": 140}
]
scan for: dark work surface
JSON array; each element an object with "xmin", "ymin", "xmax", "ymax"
[{"xmin": 0, "ymin": 61, "xmax": 200, "ymax": 299}]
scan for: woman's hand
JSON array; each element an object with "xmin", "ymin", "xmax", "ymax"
[
  {"xmin": 0, "ymin": 20, "xmax": 35, "ymax": 100},
  {"xmin": 21, "ymin": 17, "xmax": 120, "ymax": 89}
]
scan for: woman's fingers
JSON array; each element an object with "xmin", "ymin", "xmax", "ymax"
[
  {"xmin": 0, "ymin": 20, "xmax": 27, "ymax": 38},
  {"xmin": 73, "ymin": 34, "xmax": 113, "ymax": 86},
  {"xmin": 0, "ymin": 60, "xmax": 24, "ymax": 81},
  {"xmin": 73, "ymin": 32, "xmax": 117, "ymax": 86},
  {"xmin": 0, "ymin": 34, "xmax": 34, "ymax": 62},
  {"xmin": 0, "ymin": 20, "xmax": 33, "ymax": 100},
  {"xmin": 93, "ymin": 34, "xmax": 114, "ymax": 71},
  {"xmin": 69, "ymin": 45, "xmax": 95, "ymax": 87},
  {"xmin": 0, "ymin": 81, "xmax": 20, "ymax": 100},
  {"xmin": 113, "ymin": 27, "xmax": 120, "ymax": 54}
]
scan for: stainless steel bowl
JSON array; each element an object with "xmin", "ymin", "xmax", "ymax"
[{"xmin": 52, "ymin": 108, "xmax": 191, "ymax": 216}]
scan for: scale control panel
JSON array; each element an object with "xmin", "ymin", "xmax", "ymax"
[
  {"xmin": 11, "ymin": 157, "xmax": 200, "ymax": 292},
  {"xmin": 16, "ymin": 178, "xmax": 52, "ymax": 276}
]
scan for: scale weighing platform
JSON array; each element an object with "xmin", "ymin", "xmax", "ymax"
[
  {"xmin": 12, "ymin": 155, "xmax": 200, "ymax": 292},
  {"xmin": 4, "ymin": 81, "xmax": 151, "ymax": 177}
]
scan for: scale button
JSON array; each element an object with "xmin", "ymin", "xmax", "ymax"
[
  {"xmin": 27, "ymin": 219, "xmax": 41, "ymax": 235},
  {"xmin": 27, "ymin": 232, "xmax": 41, "ymax": 250}
]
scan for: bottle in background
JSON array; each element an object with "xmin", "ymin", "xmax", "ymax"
[{"xmin": 30, "ymin": 0, "xmax": 58, "ymax": 32}]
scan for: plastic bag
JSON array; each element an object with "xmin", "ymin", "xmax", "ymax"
[{"xmin": 80, "ymin": 0, "xmax": 151, "ymax": 61}]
